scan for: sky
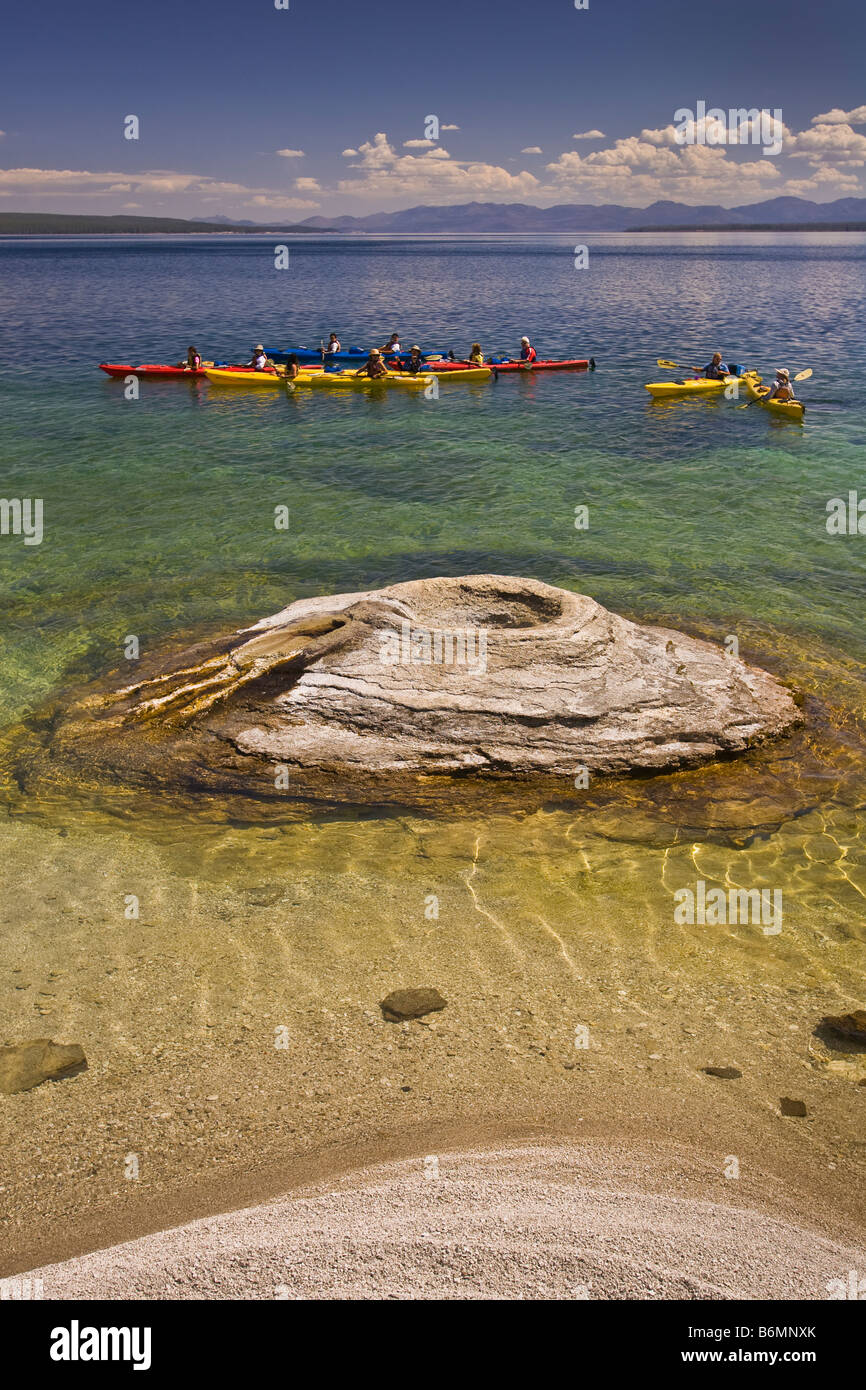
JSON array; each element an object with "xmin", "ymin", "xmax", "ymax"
[{"xmin": 1, "ymin": 0, "xmax": 865, "ymax": 220}]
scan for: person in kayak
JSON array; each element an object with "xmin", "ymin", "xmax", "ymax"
[
  {"xmin": 284, "ymin": 354, "xmax": 302, "ymax": 381},
  {"xmin": 324, "ymin": 333, "xmax": 341, "ymax": 356},
  {"xmin": 182, "ymin": 346, "xmax": 202, "ymax": 371},
  {"xmin": 767, "ymin": 368, "xmax": 796, "ymax": 402},
  {"xmin": 469, "ymin": 343, "xmax": 484, "ymax": 366},
  {"xmin": 248, "ymin": 344, "xmax": 270, "ymax": 371},
  {"xmin": 381, "ymin": 333, "xmax": 402, "ymax": 357},
  {"xmin": 702, "ymin": 352, "xmax": 730, "ymax": 380},
  {"xmin": 520, "ymin": 336, "xmax": 537, "ymax": 363},
  {"xmin": 355, "ymin": 348, "xmax": 389, "ymax": 379},
  {"xmin": 404, "ymin": 346, "xmax": 425, "ymax": 376}
]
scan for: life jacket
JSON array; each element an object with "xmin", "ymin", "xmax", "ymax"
[{"xmin": 521, "ymin": 345, "xmax": 537, "ymax": 362}]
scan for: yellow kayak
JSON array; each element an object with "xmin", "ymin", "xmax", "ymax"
[
  {"xmin": 395, "ymin": 366, "xmax": 492, "ymax": 383},
  {"xmin": 744, "ymin": 373, "xmax": 805, "ymax": 419},
  {"xmin": 204, "ymin": 367, "xmax": 322, "ymax": 388},
  {"xmin": 644, "ymin": 374, "xmax": 757, "ymax": 399},
  {"xmin": 310, "ymin": 370, "xmax": 432, "ymax": 390}
]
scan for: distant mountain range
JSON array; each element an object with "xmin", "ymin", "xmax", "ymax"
[
  {"xmin": 3, "ymin": 198, "xmax": 866, "ymax": 237},
  {"xmin": 299, "ymin": 197, "xmax": 866, "ymax": 232}
]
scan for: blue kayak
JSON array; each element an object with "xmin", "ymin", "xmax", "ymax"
[{"xmin": 270, "ymin": 345, "xmax": 449, "ymax": 365}]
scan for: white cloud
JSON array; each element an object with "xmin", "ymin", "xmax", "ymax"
[
  {"xmin": 276, "ymin": 148, "xmax": 305, "ymax": 158},
  {"xmin": 0, "ymin": 165, "xmax": 321, "ymax": 213},
  {"xmin": 812, "ymin": 106, "xmax": 866, "ymax": 126},
  {"xmin": 295, "ymin": 177, "xmax": 321, "ymax": 192},
  {"xmin": 403, "ymin": 139, "xmax": 434, "ymax": 148},
  {"xmin": 788, "ymin": 122, "xmax": 866, "ymax": 166},
  {"xmin": 521, "ymin": 146, "xmax": 543, "ymax": 154},
  {"xmin": 336, "ymin": 132, "xmax": 539, "ymax": 203},
  {"xmin": 341, "ymin": 148, "xmax": 358, "ymax": 157},
  {"xmin": 249, "ymin": 194, "xmax": 320, "ymax": 210},
  {"xmin": 572, "ymin": 130, "xmax": 605, "ymax": 140},
  {"xmin": 441, "ymin": 123, "xmax": 459, "ymax": 131}
]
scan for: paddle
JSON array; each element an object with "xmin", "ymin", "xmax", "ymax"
[
  {"xmin": 737, "ymin": 368, "xmax": 811, "ymax": 408},
  {"xmin": 657, "ymin": 358, "xmax": 703, "ymax": 373}
]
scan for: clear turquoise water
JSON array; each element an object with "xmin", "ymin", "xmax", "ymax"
[
  {"xmin": 1, "ymin": 232, "xmax": 864, "ymax": 730},
  {"xmin": 1, "ymin": 236, "xmax": 865, "ymax": 1221}
]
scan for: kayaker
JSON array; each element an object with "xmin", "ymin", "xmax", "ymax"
[
  {"xmin": 404, "ymin": 346, "xmax": 425, "ymax": 376},
  {"xmin": 284, "ymin": 354, "xmax": 302, "ymax": 381},
  {"xmin": 185, "ymin": 346, "xmax": 202, "ymax": 371},
  {"xmin": 324, "ymin": 333, "xmax": 341, "ymax": 356},
  {"xmin": 356, "ymin": 348, "xmax": 389, "ymax": 379},
  {"xmin": 468, "ymin": 342, "xmax": 484, "ymax": 366},
  {"xmin": 702, "ymin": 352, "xmax": 730, "ymax": 380},
  {"xmin": 248, "ymin": 344, "xmax": 269, "ymax": 371},
  {"xmin": 381, "ymin": 333, "xmax": 402, "ymax": 357},
  {"xmin": 767, "ymin": 368, "xmax": 796, "ymax": 402},
  {"xmin": 520, "ymin": 336, "xmax": 537, "ymax": 363}
]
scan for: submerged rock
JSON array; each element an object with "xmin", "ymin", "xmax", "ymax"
[
  {"xmin": 821, "ymin": 1009, "xmax": 866, "ymax": 1046},
  {"xmin": 30, "ymin": 576, "xmax": 802, "ymax": 808},
  {"xmin": 380, "ymin": 988, "xmax": 447, "ymax": 1022},
  {"xmin": 0, "ymin": 1038, "xmax": 87, "ymax": 1095},
  {"xmin": 780, "ymin": 1097, "xmax": 808, "ymax": 1118}
]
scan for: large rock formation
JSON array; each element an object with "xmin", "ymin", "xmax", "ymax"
[{"xmin": 33, "ymin": 576, "xmax": 801, "ymax": 811}]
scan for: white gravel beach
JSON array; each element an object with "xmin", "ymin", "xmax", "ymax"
[{"xmin": 27, "ymin": 1141, "xmax": 866, "ymax": 1300}]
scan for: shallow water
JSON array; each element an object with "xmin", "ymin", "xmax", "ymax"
[{"xmin": 1, "ymin": 235, "xmax": 865, "ymax": 1239}]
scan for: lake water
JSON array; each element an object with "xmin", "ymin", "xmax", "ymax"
[{"xmin": 1, "ymin": 234, "xmax": 864, "ymax": 1241}]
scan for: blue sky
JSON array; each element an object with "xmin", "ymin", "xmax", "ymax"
[{"xmin": 1, "ymin": 0, "xmax": 865, "ymax": 218}]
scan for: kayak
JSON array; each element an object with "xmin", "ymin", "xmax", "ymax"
[
  {"xmin": 99, "ymin": 362, "xmax": 215, "ymax": 379},
  {"xmin": 271, "ymin": 346, "xmax": 448, "ymax": 365},
  {"xmin": 309, "ymin": 370, "xmax": 431, "ymax": 391},
  {"xmin": 458, "ymin": 357, "xmax": 593, "ymax": 373},
  {"xmin": 392, "ymin": 365, "xmax": 491, "ymax": 382},
  {"xmin": 644, "ymin": 374, "xmax": 757, "ymax": 399},
  {"xmin": 204, "ymin": 366, "xmax": 323, "ymax": 388},
  {"xmin": 744, "ymin": 374, "xmax": 805, "ymax": 419}
]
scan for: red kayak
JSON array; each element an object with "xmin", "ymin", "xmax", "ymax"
[
  {"xmin": 426, "ymin": 357, "xmax": 593, "ymax": 373},
  {"xmin": 98, "ymin": 362, "xmax": 210, "ymax": 379}
]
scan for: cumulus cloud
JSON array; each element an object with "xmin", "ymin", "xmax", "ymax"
[
  {"xmin": 276, "ymin": 148, "xmax": 305, "ymax": 158},
  {"xmin": 812, "ymin": 106, "xmax": 866, "ymax": 126},
  {"xmin": 336, "ymin": 132, "xmax": 539, "ymax": 202},
  {"xmin": 341, "ymin": 148, "xmax": 359, "ymax": 157},
  {"xmin": 788, "ymin": 122, "xmax": 866, "ymax": 166},
  {"xmin": 521, "ymin": 146, "xmax": 543, "ymax": 154},
  {"xmin": 295, "ymin": 177, "xmax": 321, "ymax": 192},
  {"xmin": 572, "ymin": 130, "xmax": 605, "ymax": 140},
  {"xmin": 441, "ymin": 123, "xmax": 460, "ymax": 131},
  {"xmin": 403, "ymin": 139, "xmax": 434, "ymax": 148}
]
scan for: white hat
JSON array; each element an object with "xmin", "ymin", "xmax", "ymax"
[
  {"xmin": 776, "ymin": 367, "xmax": 790, "ymax": 379},
  {"xmin": 254, "ymin": 344, "xmax": 264, "ymax": 352},
  {"xmin": 521, "ymin": 336, "xmax": 529, "ymax": 344}
]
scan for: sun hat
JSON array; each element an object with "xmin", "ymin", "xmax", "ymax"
[
  {"xmin": 776, "ymin": 367, "xmax": 790, "ymax": 378},
  {"xmin": 370, "ymin": 348, "xmax": 381, "ymax": 357},
  {"xmin": 254, "ymin": 344, "xmax": 264, "ymax": 352}
]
